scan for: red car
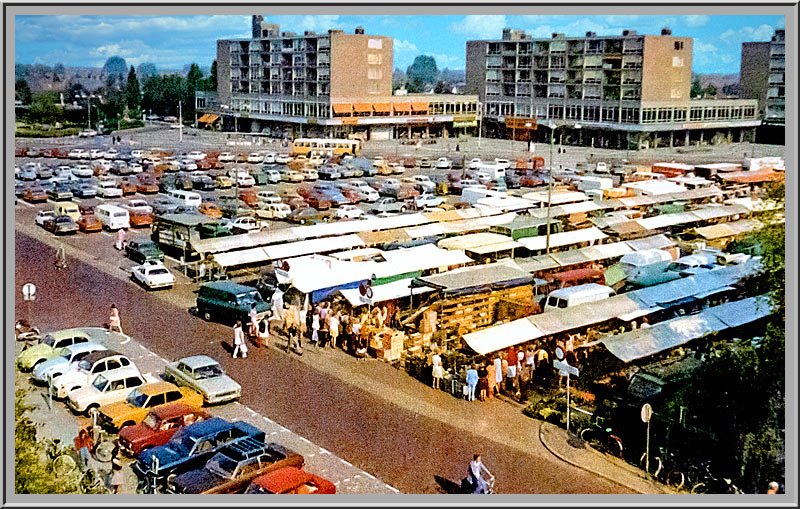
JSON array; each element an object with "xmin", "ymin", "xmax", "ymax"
[
  {"xmin": 130, "ymin": 210, "xmax": 154, "ymax": 228},
  {"xmin": 137, "ymin": 176, "xmax": 159, "ymax": 194},
  {"xmin": 24, "ymin": 186, "xmax": 47, "ymax": 203},
  {"xmin": 239, "ymin": 188, "xmax": 259, "ymax": 208},
  {"xmin": 305, "ymin": 192, "xmax": 332, "ymax": 211},
  {"xmin": 284, "ymin": 196, "xmax": 308, "ymax": 211},
  {"xmin": 336, "ymin": 185, "xmax": 361, "ymax": 204},
  {"xmin": 77, "ymin": 215, "xmax": 102, "ymax": 233},
  {"xmin": 245, "ymin": 467, "xmax": 336, "ymax": 495},
  {"xmin": 120, "ymin": 179, "xmax": 137, "ymax": 195},
  {"xmin": 520, "ymin": 174, "xmax": 545, "ymax": 187},
  {"xmin": 118, "ymin": 403, "xmax": 210, "ymax": 456}
]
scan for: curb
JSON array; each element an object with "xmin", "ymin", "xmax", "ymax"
[{"xmin": 538, "ymin": 421, "xmax": 658, "ymax": 495}]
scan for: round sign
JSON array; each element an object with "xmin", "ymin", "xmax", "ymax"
[
  {"xmin": 554, "ymin": 346, "xmax": 565, "ymax": 361},
  {"xmin": 365, "ymin": 286, "xmax": 374, "ymax": 299},
  {"xmin": 22, "ymin": 283, "xmax": 36, "ymax": 300},
  {"xmin": 641, "ymin": 403, "xmax": 653, "ymax": 423},
  {"xmin": 359, "ymin": 282, "xmax": 367, "ymax": 296}
]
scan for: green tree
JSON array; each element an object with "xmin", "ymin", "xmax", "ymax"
[
  {"xmin": 406, "ymin": 55, "xmax": 438, "ymax": 93},
  {"xmin": 702, "ymin": 84, "xmax": 718, "ymax": 98},
  {"xmin": 137, "ymin": 62, "xmax": 158, "ymax": 82},
  {"xmin": 209, "ymin": 60, "xmax": 217, "ymax": 90},
  {"xmin": 691, "ymin": 78, "xmax": 703, "ymax": 98},
  {"xmin": 15, "ymin": 79, "xmax": 32, "ymax": 104},
  {"xmin": 102, "ymin": 56, "xmax": 127, "ymax": 84},
  {"xmin": 125, "ymin": 65, "xmax": 141, "ymax": 112},
  {"xmin": 29, "ymin": 92, "xmax": 63, "ymax": 124}
]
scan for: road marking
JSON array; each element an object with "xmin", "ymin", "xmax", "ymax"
[
  {"xmin": 299, "ymin": 437, "xmax": 310, "ymax": 444},
  {"xmin": 270, "ymin": 431, "xmax": 278, "ymax": 436},
  {"xmin": 339, "ymin": 459, "xmax": 353, "ymax": 467},
  {"xmin": 138, "ymin": 343, "xmax": 147, "ymax": 350},
  {"xmin": 319, "ymin": 447, "xmax": 331, "ymax": 455},
  {"xmin": 342, "ymin": 478, "xmax": 351, "ymax": 483},
  {"xmin": 102, "ymin": 231, "xmax": 112, "ymax": 237},
  {"xmin": 387, "ymin": 485, "xmax": 400, "ymax": 493},
  {"xmin": 22, "ymin": 201, "xmax": 35, "ymax": 208},
  {"xmin": 364, "ymin": 472, "xmax": 375, "ymax": 480}
]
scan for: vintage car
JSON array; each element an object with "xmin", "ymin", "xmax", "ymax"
[
  {"xmin": 163, "ymin": 355, "xmax": 241, "ymax": 405},
  {"xmin": 167, "ymin": 442, "xmax": 303, "ymax": 494},
  {"xmin": 30, "ymin": 342, "xmax": 108, "ymax": 384},
  {"xmin": 196, "ymin": 221, "xmax": 232, "ymax": 239},
  {"xmin": 198, "ymin": 202, "xmax": 223, "ymax": 219},
  {"xmin": 287, "ymin": 207, "xmax": 323, "ymax": 225},
  {"xmin": 335, "ymin": 204, "xmax": 365, "ymax": 220},
  {"xmin": 125, "ymin": 239, "xmax": 164, "ymax": 264},
  {"xmin": 119, "ymin": 179, "xmax": 137, "ymax": 195},
  {"xmin": 52, "ymin": 350, "xmax": 139, "ymax": 399},
  {"xmin": 67, "ymin": 371, "xmax": 157, "ymax": 416},
  {"xmin": 97, "ymin": 381, "xmax": 203, "ymax": 432},
  {"xmin": 129, "ymin": 210, "xmax": 155, "ymax": 228},
  {"xmin": 132, "ymin": 260, "xmax": 175, "ymax": 290},
  {"xmin": 245, "ymin": 467, "xmax": 336, "ymax": 494},
  {"xmin": 16, "ymin": 328, "xmax": 96, "ymax": 372},
  {"xmin": 119, "ymin": 403, "xmax": 210, "ymax": 456},
  {"xmin": 43, "ymin": 215, "xmax": 79, "ymax": 235}
]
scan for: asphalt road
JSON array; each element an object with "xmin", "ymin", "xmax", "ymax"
[{"xmin": 15, "ymin": 230, "xmax": 628, "ymax": 495}]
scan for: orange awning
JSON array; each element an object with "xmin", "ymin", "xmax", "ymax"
[
  {"xmin": 410, "ymin": 102, "xmax": 429, "ymax": 112},
  {"xmin": 372, "ymin": 103, "xmax": 391, "ymax": 113},
  {"xmin": 332, "ymin": 104, "xmax": 353, "ymax": 115},
  {"xmin": 392, "ymin": 102, "xmax": 412, "ymax": 113},
  {"xmin": 353, "ymin": 103, "xmax": 372, "ymax": 113},
  {"xmin": 198, "ymin": 113, "xmax": 220, "ymax": 123}
]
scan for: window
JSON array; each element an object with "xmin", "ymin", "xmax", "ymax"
[
  {"xmin": 367, "ymin": 53, "xmax": 382, "ymax": 65},
  {"xmin": 690, "ymin": 107, "xmax": 703, "ymax": 121},
  {"xmin": 583, "ymin": 105, "xmax": 600, "ymax": 121},
  {"xmin": 621, "ymin": 107, "xmax": 639, "ymax": 123},
  {"xmin": 672, "ymin": 56, "xmax": 684, "ymax": 67},
  {"xmin": 657, "ymin": 109, "xmax": 672, "ymax": 122},
  {"xmin": 602, "ymin": 106, "xmax": 618, "ymax": 122},
  {"xmin": 367, "ymin": 68, "xmax": 383, "ymax": 80},
  {"xmin": 368, "ymin": 39, "xmax": 383, "ymax": 49},
  {"xmin": 147, "ymin": 394, "xmax": 166, "ymax": 407},
  {"xmin": 705, "ymin": 107, "xmax": 716, "ymax": 120},
  {"xmin": 367, "ymin": 82, "xmax": 380, "ymax": 94},
  {"xmin": 642, "ymin": 108, "xmax": 657, "ymax": 123},
  {"xmin": 548, "ymin": 104, "xmax": 564, "ymax": 119},
  {"xmin": 166, "ymin": 391, "xmax": 183, "ymax": 403},
  {"xmin": 566, "ymin": 104, "xmax": 581, "ymax": 119},
  {"xmin": 674, "ymin": 41, "xmax": 684, "ymax": 50},
  {"xmin": 673, "ymin": 109, "xmax": 686, "ymax": 122}
]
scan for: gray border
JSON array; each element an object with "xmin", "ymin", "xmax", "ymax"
[{"xmin": 6, "ymin": 2, "xmax": 797, "ymax": 507}]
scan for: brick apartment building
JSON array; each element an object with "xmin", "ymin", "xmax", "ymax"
[{"xmin": 740, "ymin": 28, "xmax": 785, "ymax": 143}]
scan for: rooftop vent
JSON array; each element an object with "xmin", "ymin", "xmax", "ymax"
[
  {"xmin": 661, "ymin": 28, "xmax": 672, "ymax": 36},
  {"xmin": 586, "ymin": 31, "xmax": 596, "ymax": 38},
  {"xmin": 355, "ymin": 26, "xmax": 365, "ymax": 34},
  {"xmin": 622, "ymin": 29, "xmax": 637, "ymax": 36},
  {"xmin": 328, "ymin": 29, "xmax": 343, "ymax": 34},
  {"xmin": 552, "ymin": 33, "xmax": 564, "ymax": 38},
  {"xmin": 304, "ymin": 31, "xmax": 316, "ymax": 36}
]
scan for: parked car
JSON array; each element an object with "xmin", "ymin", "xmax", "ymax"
[
  {"xmin": 68, "ymin": 371, "xmax": 156, "ymax": 416},
  {"xmin": 255, "ymin": 203, "xmax": 292, "ymax": 220},
  {"xmin": 132, "ymin": 260, "xmax": 175, "ymax": 290},
  {"xmin": 119, "ymin": 403, "xmax": 210, "ymax": 457},
  {"xmin": 245, "ymin": 467, "xmax": 336, "ymax": 495},
  {"xmin": 78, "ymin": 129, "xmax": 97, "ymax": 138},
  {"xmin": 192, "ymin": 175, "xmax": 216, "ymax": 192},
  {"xmin": 336, "ymin": 204, "xmax": 365, "ymax": 220},
  {"xmin": 16, "ymin": 328, "xmax": 97, "ymax": 372},
  {"xmin": 196, "ymin": 221, "xmax": 233, "ymax": 239},
  {"xmin": 194, "ymin": 281, "xmax": 271, "ymax": 324},
  {"xmin": 275, "ymin": 153, "xmax": 291, "ymax": 164},
  {"xmin": 413, "ymin": 193, "xmax": 446, "ymax": 209},
  {"xmin": 97, "ymin": 180, "xmax": 123, "ymax": 198},
  {"xmin": 300, "ymin": 167, "xmax": 319, "ymax": 181},
  {"xmin": 262, "ymin": 152, "xmax": 276, "ymax": 164},
  {"xmin": 97, "ymin": 381, "xmax": 204, "ymax": 433},
  {"xmin": 288, "ymin": 207, "xmax": 323, "ymax": 225},
  {"xmin": 43, "ymin": 214, "xmax": 79, "ymax": 235},
  {"xmin": 163, "ymin": 355, "xmax": 241, "ymax": 405},
  {"xmin": 137, "ymin": 176, "xmax": 159, "ymax": 194},
  {"xmin": 520, "ymin": 174, "xmax": 545, "ymax": 187},
  {"xmin": 264, "ymin": 169, "xmax": 282, "ymax": 184},
  {"xmin": 31, "ymin": 343, "xmax": 108, "ymax": 385},
  {"xmin": 230, "ymin": 216, "xmax": 265, "ymax": 234},
  {"xmin": 247, "ymin": 152, "xmax": 264, "ymax": 164},
  {"xmin": 218, "ymin": 152, "xmax": 235, "ymax": 163},
  {"xmin": 370, "ymin": 197, "xmax": 409, "ymax": 214},
  {"xmin": 304, "ymin": 192, "xmax": 332, "ymax": 211},
  {"xmin": 187, "ymin": 151, "xmax": 207, "ymax": 161},
  {"xmin": 198, "ymin": 202, "xmax": 223, "ymax": 219},
  {"xmin": 280, "ymin": 169, "xmax": 305, "ymax": 182},
  {"xmin": 133, "ymin": 418, "xmax": 266, "ymax": 493},
  {"xmin": 25, "ymin": 186, "xmax": 48, "ymax": 203},
  {"xmin": 77, "ymin": 214, "xmax": 103, "ymax": 233},
  {"xmin": 47, "ymin": 184, "xmax": 74, "ymax": 202},
  {"xmin": 167, "ymin": 442, "xmax": 303, "ymax": 494},
  {"xmin": 418, "ymin": 157, "xmax": 432, "ymax": 168},
  {"xmin": 53, "ymin": 350, "xmax": 140, "ymax": 400},
  {"xmin": 126, "ymin": 239, "xmax": 165, "ymax": 264},
  {"xmin": 73, "ymin": 182, "xmax": 98, "ymax": 198},
  {"xmin": 318, "ymin": 165, "xmax": 342, "ymax": 180},
  {"xmin": 179, "ymin": 159, "xmax": 198, "ymax": 171},
  {"xmin": 239, "ymin": 188, "xmax": 259, "ymax": 208}
]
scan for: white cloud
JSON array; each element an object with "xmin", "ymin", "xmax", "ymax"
[
  {"xmin": 683, "ymin": 15, "xmax": 710, "ymax": 27},
  {"xmin": 449, "ymin": 15, "xmax": 506, "ymax": 39},
  {"xmin": 429, "ymin": 53, "xmax": 462, "ymax": 69},
  {"xmin": 720, "ymin": 24, "xmax": 775, "ymax": 44},
  {"xmin": 90, "ymin": 44, "xmax": 132, "ymax": 58},
  {"xmin": 776, "ymin": 18, "xmax": 785, "ymax": 28},
  {"xmin": 394, "ymin": 39, "xmax": 418, "ymax": 53}
]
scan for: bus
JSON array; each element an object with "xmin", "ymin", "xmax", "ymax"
[{"xmin": 291, "ymin": 138, "xmax": 361, "ymax": 157}]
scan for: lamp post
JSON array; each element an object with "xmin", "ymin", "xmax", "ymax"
[
  {"xmin": 87, "ymin": 94, "xmax": 96, "ymax": 130},
  {"xmin": 477, "ymin": 101, "xmax": 483, "ymax": 150},
  {"xmin": 545, "ymin": 121, "xmax": 580, "ymax": 254}
]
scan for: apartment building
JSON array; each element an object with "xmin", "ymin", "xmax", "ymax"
[
  {"xmin": 740, "ymin": 28, "xmax": 785, "ymax": 143},
  {"xmin": 466, "ymin": 28, "xmax": 761, "ymax": 150},
  {"xmin": 205, "ymin": 15, "xmax": 479, "ymax": 140}
]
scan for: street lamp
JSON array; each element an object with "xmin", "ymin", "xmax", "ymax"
[
  {"xmin": 545, "ymin": 121, "xmax": 581, "ymax": 254},
  {"xmin": 87, "ymin": 94, "xmax": 96, "ymax": 130}
]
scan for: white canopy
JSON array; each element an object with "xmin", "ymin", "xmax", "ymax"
[
  {"xmin": 462, "ymin": 319, "xmax": 544, "ymax": 355},
  {"xmin": 518, "ymin": 227, "xmax": 607, "ymax": 251},
  {"xmin": 338, "ymin": 278, "xmax": 435, "ymax": 307}
]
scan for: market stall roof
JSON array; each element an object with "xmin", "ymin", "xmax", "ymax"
[
  {"xmin": 392, "ymin": 102, "xmax": 412, "ymax": 113},
  {"xmin": 282, "ymin": 255, "xmax": 371, "ymax": 294},
  {"xmin": 467, "ymin": 240, "xmax": 523, "ymax": 256},
  {"xmin": 372, "ymin": 103, "xmax": 391, "ymax": 113},
  {"xmin": 376, "ymin": 244, "xmax": 473, "ymax": 277},
  {"xmin": 625, "ymin": 234, "xmax": 675, "ymax": 251},
  {"xmin": 212, "ymin": 247, "xmax": 269, "ymax": 268},
  {"xmin": 692, "ymin": 219, "xmax": 762, "ymax": 240},
  {"xmin": 353, "ymin": 103, "xmax": 373, "ymax": 113},
  {"xmin": 492, "ymin": 215, "xmax": 556, "ymax": 229},
  {"xmin": 332, "ymin": 104, "xmax": 353, "ymax": 115},
  {"xmin": 606, "ymin": 220, "xmax": 652, "ymax": 236},
  {"xmin": 718, "ymin": 170, "xmax": 784, "ymax": 184},
  {"xmin": 462, "ymin": 319, "xmax": 545, "ymax": 355},
  {"xmin": 197, "ymin": 113, "xmax": 220, "ymax": 123},
  {"xmin": 414, "ymin": 259, "xmax": 532, "ymax": 295},
  {"xmin": 629, "ymin": 265, "xmax": 747, "ymax": 308},
  {"xmin": 192, "ymin": 234, "xmax": 259, "ymax": 255},
  {"xmin": 635, "ymin": 211, "xmax": 702, "ymax": 230},
  {"xmin": 339, "ymin": 278, "xmax": 435, "ymax": 307},
  {"xmin": 476, "ymin": 196, "xmax": 535, "ymax": 212},
  {"xmin": 522, "ymin": 190, "xmax": 589, "ymax": 205},
  {"xmin": 585, "ymin": 241, "xmax": 635, "ymax": 260},
  {"xmin": 529, "ymin": 294, "xmax": 648, "ymax": 335},
  {"xmin": 329, "ymin": 247, "xmax": 384, "ymax": 261},
  {"xmin": 516, "ymin": 255, "xmax": 561, "ymax": 273},
  {"xmin": 517, "ymin": 227, "xmax": 607, "ymax": 251},
  {"xmin": 705, "ymin": 294, "xmax": 772, "ymax": 327},
  {"xmin": 548, "ymin": 248, "xmax": 594, "ymax": 267},
  {"xmin": 410, "ymin": 102, "xmax": 429, "ymax": 112},
  {"xmin": 622, "ymin": 180, "xmax": 687, "ymax": 196},
  {"xmin": 358, "ymin": 229, "xmax": 412, "ymax": 246},
  {"xmin": 615, "ymin": 195, "xmax": 658, "ymax": 208},
  {"xmin": 263, "ymin": 234, "xmax": 365, "ymax": 261},
  {"xmin": 438, "ymin": 232, "xmax": 515, "ymax": 251},
  {"xmin": 688, "ymin": 204, "xmax": 749, "ymax": 221},
  {"xmin": 602, "ymin": 312, "xmax": 728, "ymax": 363}
]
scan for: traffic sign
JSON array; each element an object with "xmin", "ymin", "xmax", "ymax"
[
  {"xmin": 554, "ymin": 346, "xmax": 565, "ymax": 361},
  {"xmin": 22, "ymin": 283, "xmax": 36, "ymax": 301},
  {"xmin": 553, "ymin": 359, "xmax": 579, "ymax": 377},
  {"xmin": 641, "ymin": 403, "xmax": 653, "ymax": 423}
]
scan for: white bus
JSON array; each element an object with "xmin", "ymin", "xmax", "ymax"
[{"xmin": 291, "ymin": 138, "xmax": 361, "ymax": 157}]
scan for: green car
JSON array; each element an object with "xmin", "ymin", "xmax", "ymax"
[
  {"xmin": 16, "ymin": 328, "xmax": 100, "ymax": 371},
  {"xmin": 194, "ymin": 281, "xmax": 271, "ymax": 325},
  {"xmin": 125, "ymin": 239, "xmax": 165, "ymax": 264},
  {"xmin": 163, "ymin": 355, "xmax": 241, "ymax": 404},
  {"xmin": 196, "ymin": 221, "xmax": 233, "ymax": 239}
]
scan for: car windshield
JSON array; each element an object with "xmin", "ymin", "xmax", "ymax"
[
  {"xmin": 58, "ymin": 347, "xmax": 72, "ymax": 358},
  {"xmin": 93, "ymin": 374, "xmax": 109, "ymax": 391},
  {"xmin": 126, "ymin": 388, "xmax": 148, "ymax": 407},
  {"xmin": 206, "ymin": 453, "xmax": 238, "ymax": 479},
  {"xmin": 143, "ymin": 413, "xmax": 160, "ymax": 430},
  {"xmin": 42, "ymin": 334, "xmax": 56, "ymax": 347},
  {"xmin": 149, "ymin": 268, "xmax": 169, "ymax": 276},
  {"xmin": 194, "ymin": 364, "xmax": 224, "ymax": 380}
]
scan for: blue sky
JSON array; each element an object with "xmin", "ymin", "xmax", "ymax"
[{"xmin": 15, "ymin": 14, "xmax": 784, "ymax": 74}]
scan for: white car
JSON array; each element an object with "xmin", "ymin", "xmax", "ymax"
[
  {"xmin": 436, "ymin": 157, "xmax": 452, "ymax": 169},
  {"xmin": 352, "ymin": 183, "xmax": 380, "ymax": 202},
  {"xmin": 71, "ymin": 165, "xmax": 94, "ymax": 178},
  {"xmin": 336, "ymin": 205, "xmax": 365, "ymax": 220},
  {"xmin": 218, "ymin": 152, "xmax": 235, "ymax": 162},
  {"xmin": 187, "ymin": 151, "xmax": 207, "ymax": 161},
  {"xmin": 280, "ymin": 169, "xmax": 304, "ymax": 182},
  {"xmin": 494, "ymin": 158, "xmax": 511, "ymax": 170},
  {"xmin": 132, "ymin": 260, "xmax": 175, "ymax": 290},
  {"xmin": 373, "ymin": 156, "xmax": 385, "ymax": 165},
  {"xmin": 54, "ymin": 351, "xmax": 140, "ymax": 400},
  {"xmin": 36, "ymin": 210, "xmax": 57, "ymax": 226},
  {"xmin": 258, "ymin": 196, "xmax": 282, "ymax": 207},
  {"xmin": 31, "ymin": 343, "xmax": 108, "ymax": 384},
  {"xmin": 256, "ymin": 203, "xmax": 291, "ymax": 220},
  {"xmin": 301, "ymin": 168, "xmax": 319, "ymax": 181},
  {"xmin": 89, "ymin": 149, "xmax": 105, "ymax": 159},
  {"xmin": 407, "ymin": 175, "xmax": 436, "ymax": 193},
  {"xmin": 104, "ymin": 149, "xmax": 119, "ymax": 160},
  {"xmin": 233, "ymin": 171, "xmax": 255, "ymax": 187},
  {"xmin": 67, "ymin": 372, "xmax": 156, "ymax": 416},
  {"xmin": 178, "ymin": 159, "xmax": 197, "ymax": 171},
  {"xmin": 262, "ymin": 152, "xmax": 277, "ymax": 164},
  {"xmin": 414, "ymin": 193, "xmax": 446, "ymax": 209},
  {"xmin": 230, "ymin": 216, "xmax": 265, "ymax": 234},
  {"xmin": 308, "ymin": 155, "xmax": 325, "ymax": 168},
  {"xmin": 78, "ymin": 129, "xmax": 97, "ymax": 138},
  {"xmin": 143, "ymin": 156, "xmax": 162, "ymax": 166},
  {"xmin": 68, "ymin": 148, "xmax": 84, "ymax": 159},
  {"xmin": 131, "ymin": 149, "xmax": 144, "ymax": 159},
  {"xmin": 95, "ymin": 159, "xmax": 113, "ymax": 172},
  {"xmin": 256, "ymin": 190, "xmax": 280, "ymax": 201},
  {"xmin": 129, "ymin": 162, "xmax": 144, "ymax": 173},
  {"xmin": 265, "ymin": 169, "xmax": 281, "ymax": 183},
  {"xmin": 247, "ymin": 152, "xmax": 264, "ymax": 164},
  {"xmin": 55, "ymin": 166, "xmax": 73, "ymax": 179},
  {"xmin": 468, "ymin": 158, "xmax": 483, "ymax": 169},
  {"xmin": 169, "ymin": 123, "xmax": 182, "ymax": 130},
  {"xmin": 97, "ymin": 180, "xmax": 123, "ymax": 198},
  {"xmin": 275, "ymin": 153, "xmax": 291, "ymax": 164},
  {"xmin": 123, "ymin": 199, "xmax": 153, "ymax": 214}
]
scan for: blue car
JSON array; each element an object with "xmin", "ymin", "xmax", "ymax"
[{"xmin": 133, "ymin": 417, "xmax": 265, "ymax": 493}]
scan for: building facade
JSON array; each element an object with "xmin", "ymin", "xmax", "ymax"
[
  {"xmin": 740, "ymin": 28, "xmax": 785, "ymax": 143},
  {"xmin": 205, "ymin": 15, "xmax": 479, "ymax": 140},
  {"xmin": 466, "ymin": 28, "xmax": 761, "ymax": 149}
]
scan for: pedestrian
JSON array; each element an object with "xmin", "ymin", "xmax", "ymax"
[
  {"xmin": 271, "ymin": 286, "xmax": 284, "ymax": 321},
  {"xmin": 248, "ymin": 303, "xmax": 259, "ymax": 340},
  {"xmin": 256, "ymin": 318, "xmax": 270, "ymax": 348},
  {"xmin": 108, "ymin": 304, "xmax": 123, "ymax": 334},
  {"xmin": 115, "ymin": 228, "xmax": 126, "ymax": 251},
  {"xmin": 351, "ymin": 318, "xmax": 362, "ymax": 356},
  {"xmin": 467, "ymin": 454, "xmax": 493, "ymax": 494},
  {"xmin": 767, "ymin": 481, "xmax": 780, "ymax": 494},
  {"xmin": 329, "ymin": 311, "xmax": 340, "ymax": 349},
  {"xmin": 232, "ymin": 320, "xmax": 247, "ymax": 358},
  {"xmin": 74, "ymin": 427, "xmax": 94, "ymax": 471},
  {"xmin": 493, "ymin": 355, "xmax": 503, "ymax": 396},
  {"xmin": 466, "ymin": 364, "xmax": 479, "ymax": 401},
  {"xmin": 525, "ymin": 346, "xmax": 536, "ymax": 382},
  {"xmin": 485, "ymin": 361, "xmax": 496, "ymax": 401},
  {"xmin": 431, "ymin": 346, "xmax": 443, "ymax": 390},
  {"xmin": 536, "ymin": 345, "xmax": 550, "ymax": 385},
  {"xmin": 477, "ymin": 363, "xmax": 489, "ymax": 401},
  {"xmin": 506, "ymin": 347, "xmax": 519, "ymax": 395},
  {"xmin": 55, "ymin": 244, "xmax": 67, "ymax": 271},
  {"xmin": 109, "ymin": 442, "xmax": 123, "ymax": 494},
  {"xmin": 310, "ymin": 307, "xmax": 320, "ymax": 348},
  {"xmin": 456, "ymin": 143, "xmax": 460, "ymax": 152}
]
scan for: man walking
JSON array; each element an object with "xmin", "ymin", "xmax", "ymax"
[
  {"xmin": 232, "ymin": 320, "xmax": 247, "ymax": 358},
  {"xmin": 466, "ymin": 365, "xmax": 479, "ymax": 401}
]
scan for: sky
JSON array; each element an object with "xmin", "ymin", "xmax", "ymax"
[{"xmin": 15, "ymin": 14, "xmax": 785, "ymax": 75}]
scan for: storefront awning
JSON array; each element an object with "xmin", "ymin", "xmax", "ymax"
[
  {"xmin": 392, "ymin": 103, "xmax": 412, "ymax": 113},
  {"xmin": 198, "ymin": 113, "xmax": 220, "ymax": 123},
  {"xmin": 410, "ymin": 102, "xmax": 429, "ymax": 112},
  {"xmin": 353, "ymin": 103, "xmax": 372, "ymax": 113},
  {"xmin": 339, "ymin": 278, "xmax": 435, "ymax": 307},
  {"xmin": 332, "ymin": 104, "xmax": 353, "ymax": 115},
  {"xmin": 372, "ymin": 103, "xmax": 391, "ymax": 113}
]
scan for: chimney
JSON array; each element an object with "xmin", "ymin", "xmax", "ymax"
[
  {"xmin": 502, "ymin": 28, "xmax": 512, "ymax": 40},
  {"xmin": 304, "ymin": 30, "xmax": 315, "ymax": 36},
  {"xmin": 355, "ymin": 26, "xmax": 365, "ymax": 35},
  {"xmin": 622, "ymin": 29, "xmax": 638, "ymax": 36},
  {"xmin": 661, "ymin": 28, "xmax": 672, "ymax": 36},
  {"xmin": 586, "ymin": 31, "xmax": 596, "ymax": 38}
]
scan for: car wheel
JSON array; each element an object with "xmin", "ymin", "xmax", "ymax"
[
  {"xmin": 400, "ymin": 205, "xmax": 407, "ymax": 212},
  {"xmin": 120, "ymin": 421, "xmax": 136, "ymax": 431},
  {"xmin": 203, "ymin": 310, "xmax": 212, "ymax": 322},
  {"xmin": 86, "ymin": 404, "xmax": 100, "ymax": 418}
]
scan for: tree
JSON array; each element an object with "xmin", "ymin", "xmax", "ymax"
[
  {"xmin": 702, "ymin": 84, "xmax": 718, "ymax": 98},
  {"xmin": 102, "ymin": 56, "xmax": 127, "ymax": 82},
  {"xmin": 207, "ymin": 60, "xmax": 217, "ymax": 91},
  {"xmin": 137, "ymin": 62, "xmax": 158, "ymax": 82},
  {"xmin": 15, "ymin": 79, "xmax": 32, "ymax": 104},
  {"xmin": 434, "ymin": 80, "xmax": 448, "ymax": 94},
  {"xmin": 691, "ymin": 78, "xmax": 703, "ymax": 99},
  {"xmin": 125, "ymin": 66, "xmax": 141, "ymax": 112},
  {"xmin": 406, "ymin": 55, "xmax": 438, "ymax": 94},
  {"xmin": 29, "ymin": 92, "xmax": 62, "ymax": 124}
]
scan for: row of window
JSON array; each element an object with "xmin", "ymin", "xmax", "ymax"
[
  {"xmin": 230, "ymin": 99, "xmax": 478, "ymax": 118},
  {"xmin": 485, "ymin": 40, "xmax": 644, "ymax": 56},
  {"xmin": 642, "ymin": 105, "xmax": 757, "ymax": 124}
]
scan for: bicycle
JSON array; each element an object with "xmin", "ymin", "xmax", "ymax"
[
  {"xmin": 44, "ymin": 438, "xmax": 78, "ymax": 477},
  {"xmin": 689, "ymin": 462, "xmax": 743, "ymax": 494},
  {"xmin": 639, "ymin": 447, "xmax": 685, "ymax": 488},
  {"xmin": 579, "ymin": 423, "xmax": 624, "ymax": 458}
]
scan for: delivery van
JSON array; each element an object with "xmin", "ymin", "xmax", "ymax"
[
  {"xmin": 96, "ymin": 204, "xmax": 130, "ymax": 230},
  {"xmin": 168, "ymin": 189, "xmax": 202, "ymax": 208},
  {"xmin": 54, "ymin": 201, "xmax": 81, "ymax": 222},
  {"xmin": 544, "ymin": 283, "xmax": 614, "ymax": 312}
]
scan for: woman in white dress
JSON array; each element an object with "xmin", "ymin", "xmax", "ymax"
[{"xmin": 431, "ymin": 350, "xmax": 444, "ymax": 389}]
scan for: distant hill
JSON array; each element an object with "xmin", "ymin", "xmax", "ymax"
[{"xmin": 693, "ymin": 72, "xmax": 740, "ymax": 98}]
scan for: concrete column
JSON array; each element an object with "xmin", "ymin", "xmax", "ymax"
[
  {"xmin": 669, "ymin": 131, "xmax": 674, "ymax": 147},
  {"xmin": 699, "ymin": 131, "xmax": 704, "ymax": 144},
  {"xmin": 425, "ymin": 125, "xmax": 430, "ymax": 138},
  {"xmin": 752, "ymin": 128, "xmax": 757, "ymax": 143},
  {"xmin": 685, "ymin": 130, "xmax": 690, "ymax": 147},
  {"xmin": 739, "ymin": 129, "xmax": 744, "ymax": 143},
  {"xmin": 579, "ymin": 129, "xmax": 583, "ymax": 146}
]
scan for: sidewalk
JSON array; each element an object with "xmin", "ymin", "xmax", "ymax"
[{"xmin": 538, "ymin": 421, "xmax": 675, "ymax": 495}]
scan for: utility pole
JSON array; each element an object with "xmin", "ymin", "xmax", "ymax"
[
  {"xmin": 87, "ymin": 96, "xmax": 91, "ymax": 130},
  {"xmin": 179, "ymin": 101, "xmax": 183, "ymax": 143}
]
